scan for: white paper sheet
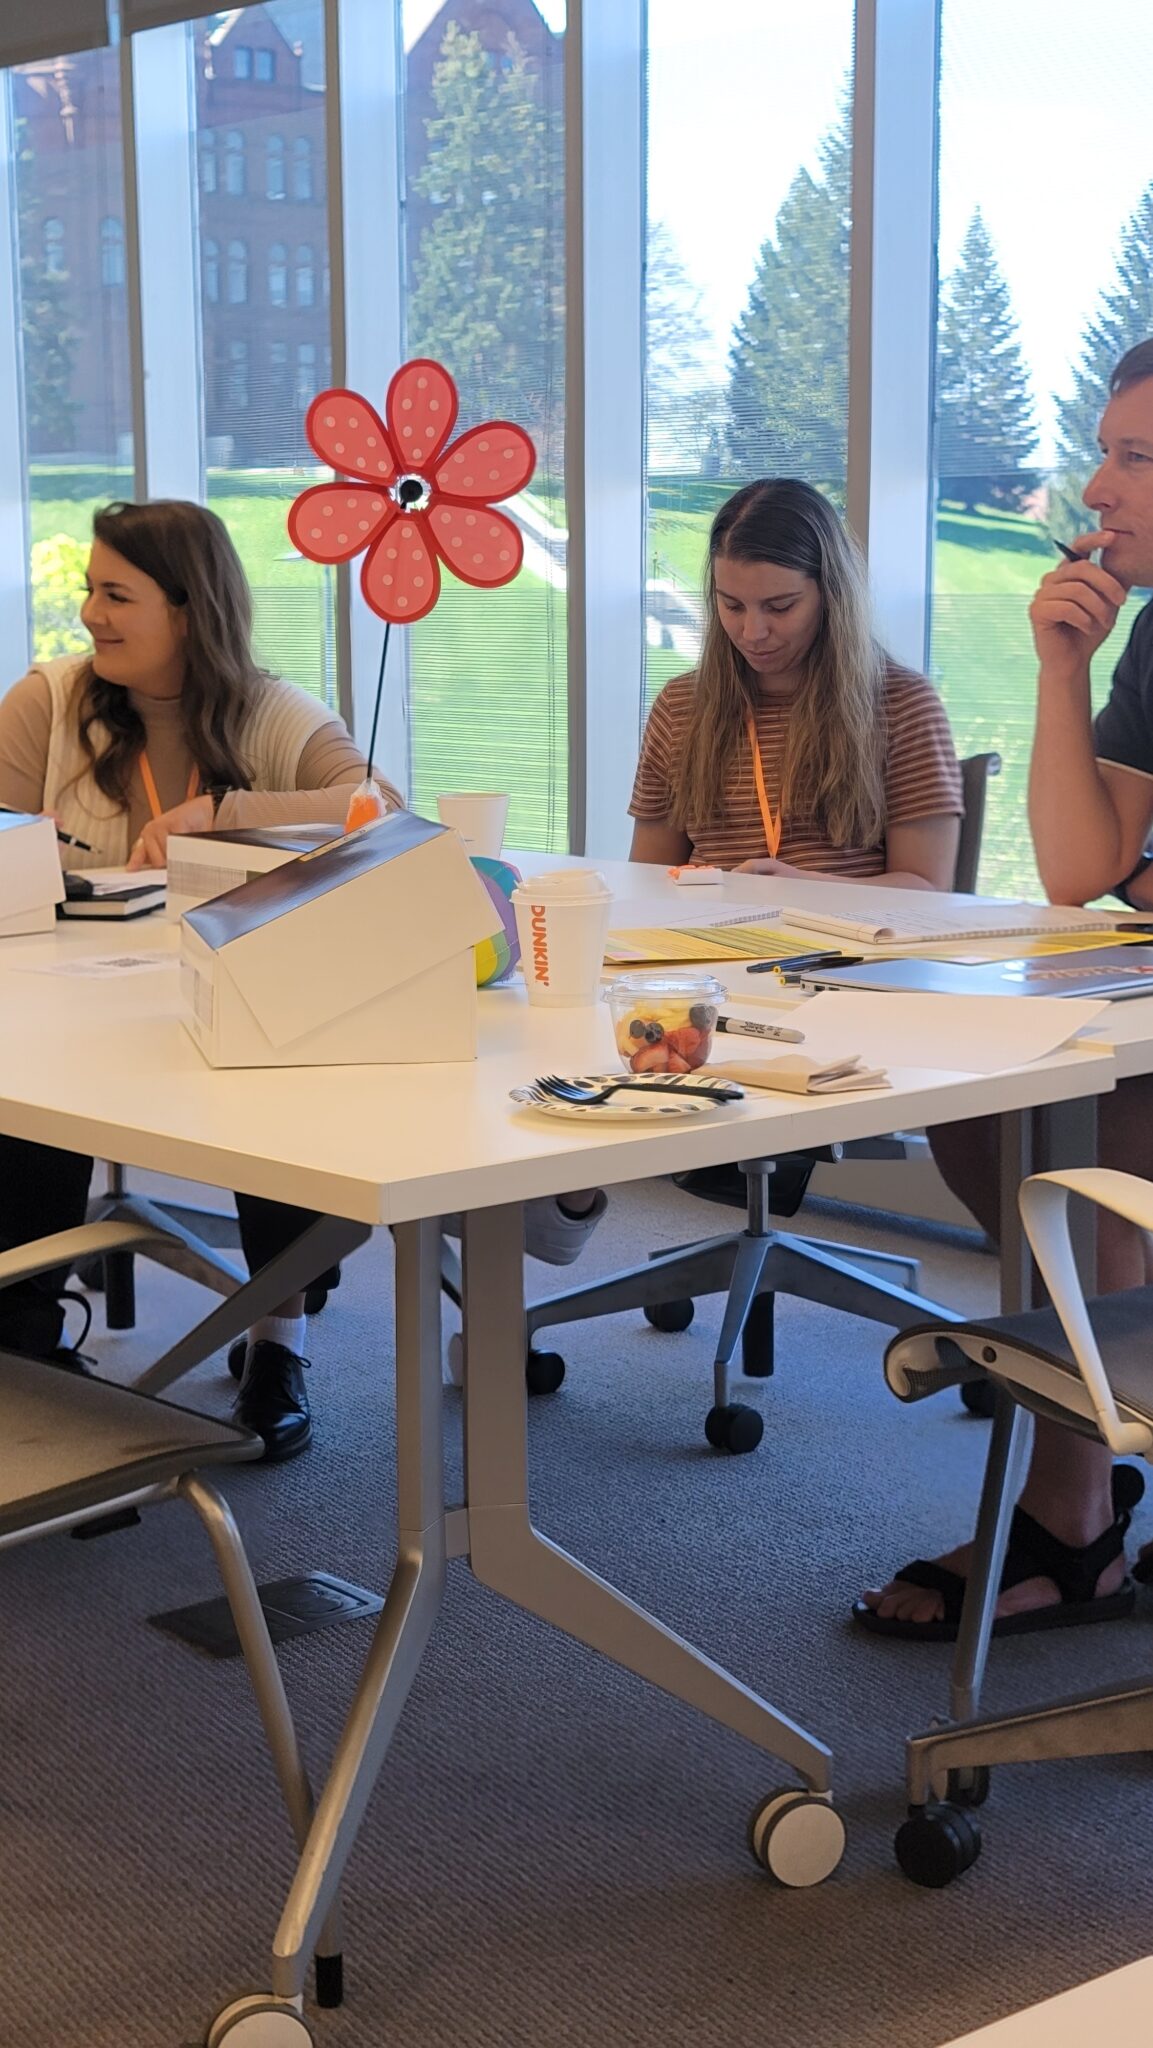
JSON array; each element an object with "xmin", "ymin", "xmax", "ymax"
[
  {"xmin": 724, "ymin": 988, "xmax": 1108, "ymax": 1075},
  {"xmin": 21, "ymin": 953, "xmax": 170, "ymax": 978}
]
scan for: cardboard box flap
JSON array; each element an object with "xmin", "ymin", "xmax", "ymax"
[
  {"xmin": 186, "ymin": 810, "xmax": 443, "ymax": 946},
  {"xmin": 0, "ymin": 812, "xmax": 64, "ymax": 917},
  {"xmin": 186, "ymin": 812, "xmax": 498, "ymax": 1047},
  {"xmin": 187, "ymin": 824, "xmax": 342, "ymax": 854}
]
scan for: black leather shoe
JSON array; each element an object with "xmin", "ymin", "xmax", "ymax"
[{"xmin": 233, "ymin": 1340, "xmax": 312, "ymax": 1462}]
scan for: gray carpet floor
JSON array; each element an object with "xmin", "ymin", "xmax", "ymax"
[{"xmin": 3, "ymin": 1175, "xmax": 1152, "ymax": 2048}]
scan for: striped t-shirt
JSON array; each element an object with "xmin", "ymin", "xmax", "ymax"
[{"xmin": 629, "ymin": 666, "xmax": 963, "ymax": 874}]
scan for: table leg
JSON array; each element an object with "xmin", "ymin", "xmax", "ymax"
[
  {"xmin": 461, "ymin": 1202, "xmax": 833, "ymax": 1793},
  {"xmin": 260, "ymin": 1219, "xmax": 448, "ymax": 2004}
]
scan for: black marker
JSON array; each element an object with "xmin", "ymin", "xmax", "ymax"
[{"xmin": 748, "ymin": 951, "xmax": 864, "ymax": 975}]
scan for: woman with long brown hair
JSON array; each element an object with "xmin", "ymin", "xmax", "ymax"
[
  {"xmin": 630, "ymin": 478, "xmax": 963, "ymax": 886},
  {"xmin": 0, "ymin": 499, "xmax": 401, "ymax": 1459}
]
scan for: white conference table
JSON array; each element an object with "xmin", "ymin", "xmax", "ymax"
[{"xmin": 0, "ymin": 859, "xmax": 1142, "ymax": 2041}]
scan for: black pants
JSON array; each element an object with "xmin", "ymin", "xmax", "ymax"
[{"xmin": 0, "ymin": 1134, "xmax": 319, "ymax": 1353}]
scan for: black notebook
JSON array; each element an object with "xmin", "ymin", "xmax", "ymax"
[{"xmin": 61, "ymin": 870, "xmax": 165, "ymax": 920}]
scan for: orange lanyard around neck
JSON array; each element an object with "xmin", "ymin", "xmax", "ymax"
[
  {"xmin": 138, "ymin": 751, "xmax": 199, "ymax": 823},
  {"xmin": 745, "ymin": 712, "xmax": 782, "ymax": 860}
]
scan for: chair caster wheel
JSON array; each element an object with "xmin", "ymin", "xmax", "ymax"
[
  {"xmin": 704, "ymin": 1403, "xmax": 763, "ymax": 1454},
  {"xmin": 644, "ymin": 1298, "xmax": 694, "ymax": 1333},
  {"xmin": 748, "ymin": 1790, "xmax": 846, "ymax": 1887},
  {"xmin": 960, "ymin": 1376, "xmax": 996, "ymax": 1419},
  {"xmin": 207, "ymin": 1994, "xmax": 315, "ymax": 2045},
  {"xmin": 895, "ymin": 1803, "xmax": 982, "ymax": 1888},
  {"xmin": 526, "ymin": 1349, "xmax": 565, "ymax": 1396},
  {"xmin": 946, "ymin": 1764, "xmax": 990, "ymax": 1808}
]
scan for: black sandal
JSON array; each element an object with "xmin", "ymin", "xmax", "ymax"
[{"xmin": 853, "ymin": 1465, "xmax": 1145, "ymax": 1642}]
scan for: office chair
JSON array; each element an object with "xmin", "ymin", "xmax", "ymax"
[
  {"xmin": 883, "ymin": 1166, "xmax": 1153, "ymax": 1890},
  {"xmin": 81, "ymin": 1167, "xmax": 341, "ymax": 1330},
  {"xmin": 517, "ymin": 752, "xmax": 1002, "ymax": 1452},
  {"xmin": 0, "ymin": 1217, "xmax": 343, "ymax": 2005}
]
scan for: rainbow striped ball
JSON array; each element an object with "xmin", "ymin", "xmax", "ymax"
[{"xmin": 472, "ymin": 856, "xmax": 522, "ymax": 986}]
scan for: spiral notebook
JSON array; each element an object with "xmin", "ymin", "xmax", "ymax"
[{"xmin": 778, "ymin": 902, "xmax": 1144, "ymax": 948}]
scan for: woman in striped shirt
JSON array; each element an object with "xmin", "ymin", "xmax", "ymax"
[{"xmin": 629, "ymin": 479, "xmax": 963, "ymax": 884}]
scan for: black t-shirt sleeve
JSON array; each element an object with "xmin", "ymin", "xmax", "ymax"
[{"xmin": 1094, "ymin": 599, "xmax": 1153, "ymax": 777}]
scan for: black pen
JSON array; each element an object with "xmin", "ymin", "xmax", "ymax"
[
  {"xmin": 1054, "ymin": 538, "xmax": 1079, "ymax": 562},
  {"xmin": 748, "ymin": 951, "xmax": 863, "ymax": 975},
  {"xmin": 0, "ymin": 804, "xmax": 101, "ymax": 855}
]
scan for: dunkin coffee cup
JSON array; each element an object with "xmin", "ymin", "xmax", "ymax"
[
  {"xmin": 436, "ymin": 791, "xmax": 510, "ymax": 860},
  {"xmin": 511, "ymin": 869, "xmax": 613, "ymax": 1007}
]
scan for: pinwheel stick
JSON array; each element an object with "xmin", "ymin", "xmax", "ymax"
[{"xmin": 365, "ymin": 620, "xmax": 391, "ymax": 778}]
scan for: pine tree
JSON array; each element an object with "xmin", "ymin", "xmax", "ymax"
[
  {"xmin": 726, "ymin": 96, "xmax": 850, "ymax": 486},
  {"xmin": 1055, "ymin": 183, "xmax": 1153, "ymax": 476},
  {"xmin": 407, "ymin": 23, "xmax": 563, "ymax": 446},
  {"xmin": 936, "ymin": 209, "xmax": 1038, "ymax": 512},
  {"xmin": 13, "ymin": 121, "xmax": 79, "ymax": 452}
]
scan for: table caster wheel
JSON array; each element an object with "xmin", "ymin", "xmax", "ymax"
[
  {"xmin": 960, "ymin": 1377, "xmax": 996, "ymax": 1419},
  {"xmin": 705, "ymin": 1402, "xmax": 763, "ymax": 1454},
  {"xmin": 895, "ymin": 1802, "xmax": 982, "ymax": 1888},
  {"xmin": 526, "ymin": 1348, "xmax": 565, "ymax": 1396},
  {"xmin": 207, "ymin": 1994, "xmax": 315, "ymax": 2045},
  {"xmin": 748, "ymin": 1790, "xmax": 846, "ymax": 1887},
  {"xmin": 644, "ymin": 1298, "xmax": 694, "ymax": 1333},
  {"xmin": 946, "ymin": 1764, "xmax": 990, "ymax": 1808}
]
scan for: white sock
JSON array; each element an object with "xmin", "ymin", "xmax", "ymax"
[{"xmin": 247, "ymin": 1314, "xmax": 306, "ymax": 1360}]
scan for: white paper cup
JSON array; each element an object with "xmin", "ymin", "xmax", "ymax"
[
  {"xmin": 436, "ymin": 792, "xmax": 510, "ymax": 859},
  {"xmin": 512, "ymin": 869, "xmax": 613, "ymax": 1007}
]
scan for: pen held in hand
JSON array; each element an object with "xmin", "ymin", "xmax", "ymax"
[{"xmin": 716, "ymin": 1013, "xmax": 805, "ymax": 1045}]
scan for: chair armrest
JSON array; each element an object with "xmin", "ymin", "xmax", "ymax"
[
  {"xmin": 1018, "ymin": 1171, "xmax": 1153, "ymax": 1456},
  {"xmin": 0, "ymin": 1222, "xmax": 180, "ymax": 1294}
]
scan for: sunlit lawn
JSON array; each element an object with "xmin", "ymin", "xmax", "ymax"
[{"xmin": 29, "ymin": 472, "xmax": 1144, "ymax": 890}]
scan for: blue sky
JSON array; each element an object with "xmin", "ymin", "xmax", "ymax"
[{"xmin": 404, "ymin": 0, "xmax": 1153, "ymax": 468}]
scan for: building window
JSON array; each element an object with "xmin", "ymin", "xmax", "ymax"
[
  {"xmin": 294, "ymin": 341, "xmax": 316, "ymax": 411},
  {"xmin": 269, "ymin": 339, "xmax": 288, "ymax": 375},
  {"xmin": 255, "ymin": 49, "xmax": 275, "ymax": 83},
  {"xmin": 226, "ymin": 339, "xmax": 249, "ymax": 411},
  {"xmin": 268, "ymin": 242, "xmax": 288, "ymax": 307},
  {"xmin": 295, "ymin": 243, "xmax": 314, "ymax": 308},
  {"xmin": 233, "ymin": 46, "xmax": 252, "ymax": 80},
  {"xmin": 227, "ymin": 238, "xmax": 248, "ymax": 305},
  {"xmin": 43, "ymin": 217, "xmax": 65, "ymax": 277},
  {"xmin": 203, "ymin": 238, "xmax": 220, "ymax": 304},
  {"xmin": 223, "ymin": 130, "xmax": 245, "ymax": 198},
  {"xmin": 292, "ymin": 137, "xmax": 313, "ymax": 202},
  {"xmin": 266, "ymin": 134, "xmax": 285, "ymax": 200},
  {"xmin": 100, "ymin": 216, "xmax": 125, "ymax": 288},
  {"xmin": 200, "ymin": 135, "xmax": 217, "ymax": 195}
]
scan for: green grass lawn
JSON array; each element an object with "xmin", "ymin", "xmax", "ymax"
[{"xmin": 29, "ymin": 471, "xmax": 1144, "ymax": 888}]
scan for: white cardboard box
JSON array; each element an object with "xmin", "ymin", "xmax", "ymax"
[
  {"xmin": 0, "ymin": 813, "xmax": 64, "ymax": 936},
  {"xmin": 166, "ymin": 824, "xmax": 342, "ymax": 921},
  {"xmin": 179, "ymin": 810, "xmax": 496, "ymax": 1068}
]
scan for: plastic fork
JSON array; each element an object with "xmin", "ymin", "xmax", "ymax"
[{"xmin": 532, "ymin": 1073, "xmax": 742, "ymax": 1106}]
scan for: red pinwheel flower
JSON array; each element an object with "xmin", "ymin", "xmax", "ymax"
[{"xmin": 288, "ymin": 357, "xmax": 536, "ymax": 625}]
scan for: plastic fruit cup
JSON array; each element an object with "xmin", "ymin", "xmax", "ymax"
[{"xmin": 604, "ymin": 972, "xmax": 726, "ymax": 1075}]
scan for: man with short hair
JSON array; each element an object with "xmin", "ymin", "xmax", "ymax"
[{"xmin": 861, "ymin": 339, "xmax": 1153, "ymax": 1638}]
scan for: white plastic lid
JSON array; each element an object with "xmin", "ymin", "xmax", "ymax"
[{"xmin": 512, "ymin": 868, "xmax": 611, "ymax": 901}]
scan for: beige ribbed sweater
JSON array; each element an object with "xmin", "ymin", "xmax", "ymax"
[{"xmin": 0, "ymin": 657, "xmax": 402, "ymax": 869}]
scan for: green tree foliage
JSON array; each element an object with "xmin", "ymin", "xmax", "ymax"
[
  {"xmin": 726, "ymin": 99, "xmax": 850, "ymax": 486},
  {"xmin": 936, "ymin": 209, "xmax": 1038, "ymax": 512},
  {"xmin": 1056, "ymin": 183, "xmax": 1153, "ymax": 477},
  {"xmin": 31, "ymin": 533, "xmax": 88, "ymax": 658},
  {"xmin": 408, "ymin": 23, "xmax": 563, "ymax": 446},
  {"xmin": 14, "ymin": 122, "xmax": 79, "ymax": 452}
]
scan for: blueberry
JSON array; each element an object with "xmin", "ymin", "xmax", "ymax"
[
  {"xmin": 644, "ymin": 1021, "xmax": 664, "ymax": 1043},
  {"xmin": 628, "ymin": 1018, "xmax": 645, "ymax": 1038},
  {"xmin": 690, "ymin": 1003, "xmax": 716, "ymax": 1030}
]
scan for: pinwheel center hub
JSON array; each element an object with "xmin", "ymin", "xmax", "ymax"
[{"xmin": 392, "ymin": 472, "xmax": 432, "ymax": 512}]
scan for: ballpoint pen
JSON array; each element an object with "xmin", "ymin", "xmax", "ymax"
[
  {"xmin": 747, "ymin": 951, "xmax": 863, "ymax": 975},
  {"xmin": 0, "ymin": 805, "xmax": 101, "ymax": 855},
  {"xmin": 716, "ymin": 1014, "xmax": 805, "ymax": 1045},
  {"xmin": 1053, "ymin": 538, "xmax": 1079, "ymax": 562}
]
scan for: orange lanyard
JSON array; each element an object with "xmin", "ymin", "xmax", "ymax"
[
  {"xmin": 138, "ymin": 751, "xmax": 199, "ymax": 822},
  {"xmin": 745, "ymin": 713, "xmax": 782, "ymax": 860}
]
